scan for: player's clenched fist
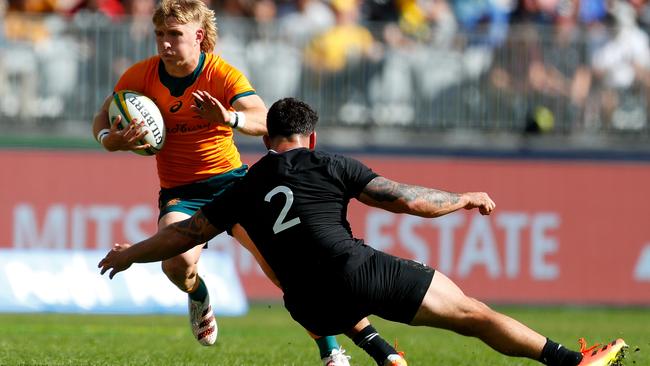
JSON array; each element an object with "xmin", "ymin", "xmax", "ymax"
[{"xmin": 462, "ymin": 192, "xmax": 496, "ymax": 215}]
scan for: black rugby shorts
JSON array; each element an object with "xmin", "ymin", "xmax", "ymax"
[{"xmin": 284, "ymin": 250, "xmax": 435, "ymax": 336}]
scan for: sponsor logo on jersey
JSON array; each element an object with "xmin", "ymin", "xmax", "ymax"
[
  {"xmin": 163, "ymin": 198, "xmax": 182, "ymax": 209},
  {"xmin": 169, "ymin": 100, "xmax": 183, "ymax": 113},
  {"xmin": 166, "ymin": 122, "xmax": 211, "ymax": 134}
]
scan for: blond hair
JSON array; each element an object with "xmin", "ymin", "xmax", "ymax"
[{"xmin": 152, "ymin": 0, "xmax": 218, "ymax": 53}]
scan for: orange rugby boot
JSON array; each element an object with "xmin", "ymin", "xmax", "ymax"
[
  {"xmin": 384, "ymin": 340, "xmax": 407, "ymax": 366},
  {"xmin": 577, "ymin": 338, "xmax": 628, "ymax": 366},
  {"xmin": 384, "ymin": 353, "xmax": 407, "ymax": 366}
]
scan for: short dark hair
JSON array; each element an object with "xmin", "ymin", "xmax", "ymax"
[{"xmin": 267, "ymin": 98, "xmax": 318, "ymax": 138}]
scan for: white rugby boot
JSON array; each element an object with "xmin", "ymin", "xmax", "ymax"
[
  {"xmin": 322, "ymin": 347, "xmax": 351, "ymax": 366},
  {"xmin": 188, "ymin": 293, "xmax": 217, "ymax": 346}
]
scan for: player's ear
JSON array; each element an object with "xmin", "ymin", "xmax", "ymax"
[
  {"xmin": 196, "ymin": 28, "xmax": 205, "ymax": 45},
  {"xmin": 263, "ymin": 135, "xmax": 271, "ymax": 149},
  {"xmin": 309, "ymin": 131, "xmax": 317, "ymax": 150}
]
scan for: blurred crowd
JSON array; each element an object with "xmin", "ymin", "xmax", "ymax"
[{"xmin": 2, "ymin": 0, "xmax": 650, "ymax": 135}]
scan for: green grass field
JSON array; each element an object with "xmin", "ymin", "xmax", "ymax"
[{"xmin": 0, "ymin": 304, "xmax": 646, "ymax": 366}]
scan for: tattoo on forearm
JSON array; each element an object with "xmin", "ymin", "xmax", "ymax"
[
  {"xmin": 171, "ymin": 212, "xmax": 213, "ymax": 243},
  {"xmin": 364, "ymin": 177, "xmax": 460, "ymax": 208}
]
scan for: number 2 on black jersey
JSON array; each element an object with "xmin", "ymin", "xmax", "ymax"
[{"xmin": 264, "ymin": 186, "xmax": 301, "ymax": 234}]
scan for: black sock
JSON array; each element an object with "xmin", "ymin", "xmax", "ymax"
[
  {"xmin": 352, "ymin": 325, "xmax": 397, "ymax": 366},
  {"xmin": 539, "ymin": 338, "xmax": 583, "ymax": 366}
]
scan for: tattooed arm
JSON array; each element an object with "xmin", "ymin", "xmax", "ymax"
[
  {"xmin": 98, "ymin": 211, "xmax": 221, "ymax": 279},
  {"xmin": 358, "ymin": 176, "xmax": 496, "ymax": 217}
]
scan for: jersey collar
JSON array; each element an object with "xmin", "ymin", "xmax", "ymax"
[{"xmin": 158, "ymin": 52, "xmax": 206, "ymax": 97}]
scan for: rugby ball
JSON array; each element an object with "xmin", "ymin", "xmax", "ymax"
[{"xmin": 108, "ymin": 90, "xmax": 166, "ymax": 156}]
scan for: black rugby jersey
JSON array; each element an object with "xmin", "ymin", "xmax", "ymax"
[{"xmin": 202, "ymin": 148, "xmax": 378, "ymax": 289}]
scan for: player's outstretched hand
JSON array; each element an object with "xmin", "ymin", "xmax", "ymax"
[
  {"xmin": 104, "ymin": 115, "xmax": 151, "ymax": 152},
  {"xmin": 463, "ymin": 192, "xmax": 496, "ymax": 215},
  {"xmin": 98, "ymin": 243, "xmax": 134, "ymax": 279},
  {"xmin": 191, "ymin": 90, "xmax": 230, "ymax": 125}
]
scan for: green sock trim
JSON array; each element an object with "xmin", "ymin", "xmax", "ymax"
[
  {"xmin": 315, "ymin": 336, "xmax": 340, "ymax": 359},
  {"xmin": 188, "ymin": 276, "xmax": 208, "ymax": 302}
]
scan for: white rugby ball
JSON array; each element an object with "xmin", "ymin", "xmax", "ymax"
[{"xmin": 108, "ymin": 90, "xmax": 166, "ymax": 156}]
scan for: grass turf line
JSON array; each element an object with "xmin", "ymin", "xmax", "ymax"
[{"xmin": 0, "ymin": 304, "xmax": 646, "ymax": 365}]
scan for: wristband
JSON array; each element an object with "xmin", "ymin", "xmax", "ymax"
[
  {"xmin": 228, "ymin": 111, "xmax": 246, "ymax": 130},
  {"xmin": 96, "ymin": 128, "xmax": 110, "ymax": 144}
]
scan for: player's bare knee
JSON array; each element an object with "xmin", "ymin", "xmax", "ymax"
[
  {"xmin": 453, "ymin": 298, "xmax": 494, "ymax": 336},
  {"xmin": 161, "ymin": 260, "xmax": 196, "ymax": 291}
]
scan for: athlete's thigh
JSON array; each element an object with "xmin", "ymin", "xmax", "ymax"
[
  {"xmin": 410, "ymin": 271, "xmax": 478, "ymax": 329},
  {"xmin": 159, "ymin": 211, "xmax": 204, "ymax": 265},
  {"xmin": 159, "ymin": 210, "xmax": 192, "ymax": 229},
  {"xmin": 231, "ymin": 224, "xmax": 280, "ymax": 287}
]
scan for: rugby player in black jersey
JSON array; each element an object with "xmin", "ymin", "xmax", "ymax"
[{"xmin": 99, "ymin": 98, "xmax": 626, "ymax": 366}]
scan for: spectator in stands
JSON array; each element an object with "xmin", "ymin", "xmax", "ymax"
[
  {"xmin": 361, "ymin": 0, "xmax": 399, "ymax": 23},
  {"xmin": 528, "ymin": 11, "xmax": 593, "ymax": 133},
  {"xmin": 279, "ymin": 0, "xmax": 334, "ymax": 48},
  {"xmin": 515, "ymin": 0, "xmax": 561, "ymax": 24},
  {"xmin": 2, "ymin": 0, "xmax": 79, "ymax": 120},
  {"xmin": 487, "ymin": 22, "xmax": 545, "ymax": 130},
  {"xmin": 591, "ymin": 0, "xmax": 650, "ymax": 130},
  {"xmin": 215, "ymin": 0, "xmax": 247, "ymax": 17},
  {"xmin": 302, "ymin": 0, "xmax": 383, "ymax": 123},
  {"xmin": 0, "ymin": 0, "xmax": 7, "ymax": 113},
  {"xmin": 631, "ymin": 0, "xmax": 650, "ymax": 29},
  {"xmin": 3, "ymin": 2, "xmax": 50, "ymax": 60},
  {"xmin": 7, "ymin": 0, "xmax": 55, "ymax": 12},
  {"xmin": 508, "ymin": 0, "xmax": 610, "ymax": 134},
  {"xmin": 68, "ymin": 0, "xmax": 124, "ymax": 20},
  {"xmin": 110, "ymin": 0, "xmax": 157, "ymax": 78},
  {"xmin": 1, "ymin": 0, "xmax": 41, "ymax": 119},
  {"xmin": 245, "ymin": 0, "xmax": 304, "ymax": 103},
  {"xmin": 70, "ymin": 0, "xmax": 125, "ymax": 109},
  {"xmin": 371, "ymin": 0, "xmax": 459, "ymax": 126},
  {"xmin": 304, "ymin": 0, "xmax": 381, "ymax": 74},
  {"xmin": 251, "ymin": 0, "xmax": 276, "ymax": 24},
  {"xmin": 408, "ymin": 0, "xmax": 485, "ymax": 126},
  {"xmin": 0, "ymin": 0, "xmax": 5, "ymax": 40},
  {"xmin": 453, "ymin": 0, "xmax": 513, "ymax": 48},
  {"xmin": 366, "ymin": 23, "xmax": 419, "ymax": 126}
]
